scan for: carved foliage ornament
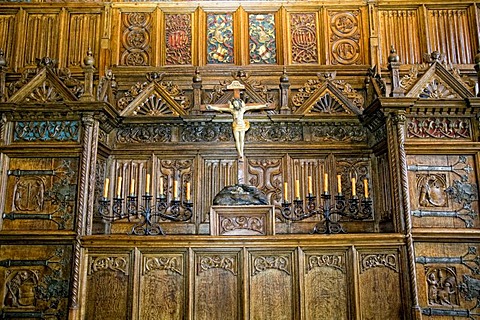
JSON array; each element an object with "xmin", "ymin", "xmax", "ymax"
[
  {"xmin": 310, "ymin": 123, "xmax": 366, "ymax": 142},
  {"xmin": 89, "ymin": 256, "xmax": 129, "ymax": 275},
  {"xmin": 290, "ymin": 13, "xmax": 318, "ymax": 64},
  {"xmin": 249, "ymin": 14, "xmax": 277, "ymax": 64},
  {"xmin": 407, "ymin": 117, "xmax": 471, "ymax": 139},
  {"xmin": 220, "ymin": 216, "xmax": 264, "ymax": 234},
  {"xmin": 207, "ymin": 13, "xmax": 234, "ymax": 64},
  {"xmin": 116, "ymin": 124, "xmax": 172, "ymax": 144},
  {"xmin": 253, "ymin": 255, "xmax": 291, "ymax": 275},
  {"xmin": 307, "ymin": 254, "xmax": 346, "ymax": 273},
  {"xmin": 360, "ymin": 253, "xmax": 399, "ymax": 273},
  {"xmin": 144, "ymin": 256, "xmax": 182, "ymax": 275},
  {"xmin": 198, "ymin": 255, "xmax": 237, "ymax": 275},
  {"xmin": 14, "ymin": 121, "xmax": 80, "ymax": 142},
  {"xmin": 165, "ymin": 14, "xmax": 192, "ymax": 65}
]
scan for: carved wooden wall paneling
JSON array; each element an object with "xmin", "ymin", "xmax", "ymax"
[
  {"xmin": 23, "ymin": 10, "xmax": 61, "ymax": 68},
  {"xmin": 0, "ymin": 244, "xmax": 72, "ymax": 319},
  {"xmin": 85, "ymin": 253, "xmax": 132, "ymax": 319},
  {"xmin": 414, "ymin": 242, "xmax": 480, "ymax": 316},
  {"xmin": 426, "ymin": 7, "xmax": 474, "ymax": 65},
  {"xmin": 65, "ymin": 10, "xmax": 102, "ymax": 69},
  {"xmin": 0, "ymin": 12, "xmax": 17, "ymax": 68},
  {"xmin": 358, "ymin": 249, "xmax": 404, "ymax": 319},
  {"xmin": 287, "ymin": 11, "xmax": 320, "ymax": 65},
  {"xmin": 118, "ymin": 10, "xmax": 155, "ymax": 67},
  {"xmin": 83, "ymin": 242, "xmax": 406, "ymax": 320},
  {"xmin": 378, "ymin": 8, "xmax": 422, "ymax": 66},
  {"xmin": 139, "ymin": 252, "xmax": 186, "ymax": 319},
  {"xmin": 2, "ymin": 157, "xmax": 78, "ymax": 231},
  {"xmin": 407, "ymin": 154, "xmax": 478, "ymax": 229}
]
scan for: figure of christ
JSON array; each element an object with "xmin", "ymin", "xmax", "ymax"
[{"xmin": 206, "ymin": 98, "xmax": 268, "ymax": 160}]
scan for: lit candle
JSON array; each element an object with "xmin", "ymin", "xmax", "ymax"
[
  {"xmin": 284, "ymin": 182, "xmax": 288, "ymax": 202},
  {"xmin": 173, "ymin": 180, "xmax": 178, "ymax": 199},
  {"xmin": 308, "ymin": 176, "xmax": 313, "ymax": 195},
  {"xmin": 295, "ymin": 179, "xmax": 300, "ymax": 199},
  {"xmin": 103, "ymin": 178, "xmax": 110, "ymax": 198},
  {"xmin": 323, "ymin": 173, "xmax": 328, "ymax": 193},
  {"xmin": 351, "ymin": 177, "xmax": 356, "ymax": 197},
  {"xmin": 337, "ymin": 174, "xmax": 342, "ymax": 194},
  {"xmin": 363, "ymin": 179, "xmax": 369, "ymax": 198},
  {"xmin": 159, "ymin": 177, "xmax": 164, "ymax": 195},
  {"xmin": 116, "ymin": 176, "xmax": 123, "ymax": 197},
  {"xmin": 186, "ymin": 182, "xmax": 191, "ymax": 201},
  {"xmin": 146, "ymin": 174, "xmax": 151, "ymax": 194},
  {"xmin": 130, "ymin": 179, "xmax": 135, "ymax": 195}
]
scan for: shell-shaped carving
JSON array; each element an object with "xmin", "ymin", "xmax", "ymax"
[
  {"xmin": 419, "ymin": 79, "xmax": 457, "ymax": 99},
  {"xmin": 310, "ymin": 93, "xmax": 348, "ymax": 114},
  {"xmin": 133, "ymin": 94, "xmax": 174, "ymax": 116}
]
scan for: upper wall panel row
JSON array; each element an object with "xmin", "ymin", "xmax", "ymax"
[{"xmin": 0, "ymin": 3, "xmax": 477, "ymax": 72}]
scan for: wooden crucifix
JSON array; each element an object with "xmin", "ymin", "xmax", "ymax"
[{"xmin": 202, "ymin": 80, "xmax": 273, "ymax": 161}]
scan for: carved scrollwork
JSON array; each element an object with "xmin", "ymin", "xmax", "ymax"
[
  {"xmin": 144, "ymin": 256, "xmax": 182, "ymax": 275},
  {"xmin": 116, "ymin": 124, "xmax": 172, "ymax": 144},
  {"xmin": 290, "ymin": 13, "xmax": 318, "ymax": 64},
  {"xmin": 181, "ymin": 123, "xmax": 233, "ymax": 142},
  {"xmin": 13, "ymin": 121, "xmax": 80, "ymax": 142},
  {"xmin": 399, "ymin": 67, "xmax": 419, "ymax": 91},
  {"xmin": 220, "ymin": 216, "xmax": 264, "ymax": 234},
  {"xmin": 120, "ymin": 12, "xmax": 152, "ymax": 66},
  {"xmin": 329, "ymin": 11, "xmax": 361, "ymax": 65},
  {"xmin": 360, "ymin": 253, "xmax": 399, "ymax": 273},
  {"xmin": 310, "ymin": 123, "xmax": 366, "ymax": 142},
  {"xmin": 407, "ymin": 117, "xmax": 471, "ymax": 139},
  {"xmin": 165, "ymin": 14, "xmax": 192, "ymax": 65},
  {"xmin": 198, "ymin": 255, "xmax": 237, "ymax": 275},
  {"xmin": 247, "ymin": 123, "xmax": 302, "ymax": 142},
  {"xmin": 307, "ymin": 254, "xmax": 346, "ymax": 273},
  {"xmin": 89, "ymin": 256, "xmax": 129, "ymax": 275},
  {"xmin": 252, "ymin": 255, "xmax": 291, "ymax": 275}
]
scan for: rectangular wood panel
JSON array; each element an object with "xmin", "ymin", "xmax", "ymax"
[
  {"xmin": 248, "ymin": 250, "xmax": 296, "ymax": 320},
  {"xmin": 194, "ymin": 251, "xmax": 241, "ymax": 320},
  {"xmin": 66, "ymin": 11, "xmax": 102, "ymax": 68},
  {"xmin": 23, "ymin": 11, "xmax": 60, "ymax": 67}
]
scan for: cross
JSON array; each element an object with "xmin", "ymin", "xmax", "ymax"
[{"xmin": 202, "ymin": 80, "xmax": 274, "ymax": 183}]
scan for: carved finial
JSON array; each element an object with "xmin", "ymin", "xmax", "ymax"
[
  {"xmin": 0, "ymin": 49, "xmax": 7, "ymax": 68},
  {"xmin": 474, "ymin": 49, "xmax": 480, "ymax": 73},
  {"xmin": 388, "ymin": 45, "xmax": 400, "ymax": 63},
  {"xmin": 193, "ymin": 67, "xmax": 202, "ymax": 83},
  {"xmin": 36, "ymin": 57, "xmax": 57, "ymax": 68},
  {"xmin": 83, "ymin": 48, "xmax": 95, "ymax": 67},
  {"xmin": 146, "ymin": 72, "xmax": 164, "ymax": 82},
  {"xmin": 280, "ymin": 67, "xmax": 289, "ymax": 83}
]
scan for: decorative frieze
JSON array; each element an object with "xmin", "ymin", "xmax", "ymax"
[
  {"xmin": 116, "ymin": 124, "xmax": 172, "ymax": 143},
  {"xmin": 407, "ymin": 117, "xmax": 471, "ymax": 139},
  {"xmin": 13, "ymin": 121, "xmax": 80, "ymax": 142}
]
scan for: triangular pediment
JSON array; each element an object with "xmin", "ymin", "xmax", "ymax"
[
  {"xmin": 119, "ymin": 75, "xmax": 189, "ymax": 117},
  {"xmin": 293, "ymin": 79, "xmax": 363, "ymax": 116},
  {"xmin": 8, "ymin": 68, "xmax": 79, "ymax": 104},
  {"xmin": 404, "ymin": 62, "xmax": 474, "ymax": 99}
]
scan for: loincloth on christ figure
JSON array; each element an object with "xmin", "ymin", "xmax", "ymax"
[{"xmin": 232, "ymin": 120, "xmax": 250, "ymax": 131}]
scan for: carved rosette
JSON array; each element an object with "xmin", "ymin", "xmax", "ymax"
[
  {"xmin": 329, "ymin": 11, "xmax": 362, "ymax": 65},
  {"xmin": 290, "ymin": 13, "xmax": 318, "ymax": 64},
  {"xmin": 165, "ymin": 14, "xmax": 192, "ymax": 65},
  {"xmin": 120, "ymin": 12, "xmax": 152, "ymax": 66}
]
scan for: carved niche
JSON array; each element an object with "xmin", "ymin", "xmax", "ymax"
[{"xmin": 425, "ymin": 267, "xmax": 459, "ymax": 306}]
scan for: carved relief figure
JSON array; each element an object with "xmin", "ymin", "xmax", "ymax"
[
  {"xmin": 4, "ymin": 270, "xmax": 38, "ymax": 308},
  {"xmin": 426, "ymin": 268, "xmax": 458, "ymax": 306},
  {"xmin": 418, "ymin": 174, "xmax": 447, "ymax": 207},
  {"xmin": 14, "ymin": 178, "xmax": 45, "ymax": 211}
]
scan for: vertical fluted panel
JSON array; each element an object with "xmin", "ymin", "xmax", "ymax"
[
  {"xmin": 67, "ymin": 13, "xmax": 101, "ymax": 67},
  {"xmin": 379, "ymin": 9, "xmax": 421, "ymax": 65},
  {"xmin": 24, "ymin": 13, "xmax": 59, "ymax": 66},
  {"xmin": 0, "ymin": 14, "xmax": 15, "ymax": 64},
  {"xmin": 428, "ymin": 9, "xmax": 473, "ymax": 64}
]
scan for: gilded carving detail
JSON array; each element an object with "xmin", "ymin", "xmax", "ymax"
[
  {"xmin": 407, "ymin": 117, "xmax": 471, "ymax": 139},
  {"xmin": 144, "ymin": 256, "xmax": 183, "ymax": 275},
  {"xmin": 165, "ymin": 14, "xmax": 192, "ymax": 65},
  {"xmin": 329, "ymin": 11, "xmax": 361, "ymax": 65},
  {"xmin": 249, "ymin": 14, "xmax": 277, "ymax": 64},
  {"xmin": 360, "ymin": 253, "xmax": 399, "ymax": 273},
  {"xmin": 307, "ymin": 254, "xmax": 346, "ymax": 273},
  {"xmin": 290, "ymin": 13, "xmax": 318, "ymax": 64},
  {"xmin": 120, "ymin": 12, "xmax": 151, "ymax": 66},
  {"xmin": 426, "ymin": 267, "xmax": 459, "ymax": 306},
  {"xmin": 253, "ymin": 255, "xmax": 290, "ymax": 275},
  {"xmin": 116, "ymin": 124, "xmax": 172, "ymax": 143},
  {"xmin": 198, "ymin": 255, "xmax": 237, "ymax": 275},
  {"xmin": 89, "ymin": 256, "xmax": 129, "ymax": 275},
  {"xmin": 207, "ymin": 14, "xmax": 234, "ymax": 64}
]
